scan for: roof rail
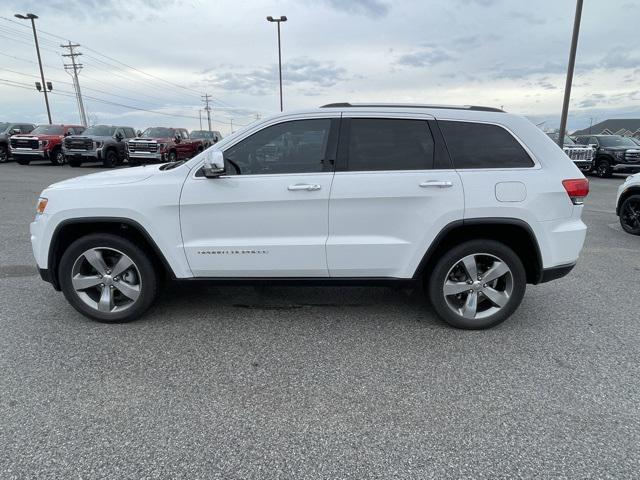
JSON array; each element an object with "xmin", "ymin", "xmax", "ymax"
[{"xmin": 320, "ymin": 102, "xmax": 504, "ymax": 113}]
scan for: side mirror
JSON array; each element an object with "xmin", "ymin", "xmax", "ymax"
[
  {"xmin": 9, "ymin": 128, "xmax": 20, "ymax": 135},
  {"xmin": 115, "ymin": 133, "xmax": 123, "ymax": 141},
  {"xmin": 203, "ymin": 150, "xmax": 225, "ymax": 178},
  {"xmin": 174, "ymin": 134, "xmax": 182, "ymax": 144},
  {"xmin": 64, "ymin": 131, "xmax": 71, "ymax": 136},
  {"xmin": 136, "ymin": 130, "xmax": 142, "ymax": 137}
]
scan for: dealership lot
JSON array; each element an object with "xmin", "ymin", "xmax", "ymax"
[{"xmin": 1, "ymin": 163, "xmax": 639, "ymax": 478}]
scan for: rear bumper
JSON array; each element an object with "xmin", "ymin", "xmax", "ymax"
[{"xmin": 538, "ymin": 262, "xmax": 576, "ymax": 283}]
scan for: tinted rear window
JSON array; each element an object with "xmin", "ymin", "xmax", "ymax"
[
  {"xmin": 347, "ymin": 118, "xmax": 434, "ymax": 171},
  {"xmin": 440, "ymin": 121, "xmax": 534, "ymax": 169}
]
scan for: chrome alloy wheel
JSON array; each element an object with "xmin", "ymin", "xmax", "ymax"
[
  {"xmin": 71, "ymin": 247, "xmax": 141, "ymax": 313},
  {"xmin": 442, "ymin": 253, "xmax": 514, "ymax": 320}
]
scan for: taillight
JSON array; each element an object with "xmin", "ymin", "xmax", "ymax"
[{"xmin": 562, "ymin": 178, "xmax": 589, "ymax": 205}]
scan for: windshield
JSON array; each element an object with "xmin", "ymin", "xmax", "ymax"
[
  {"xmin": 190, "ymin": 130, "xmax": 214, "ymax": 139},
  {"xmin": 142, "ymin": 127, "xmax": 174, "ymax": 138},
  {"xmin": 31, "ymin": 125, "xmax": 64, "ymax": 135},
  {"xmin": 598, "ymin": 136, "xmax": 638, "ymax": 147},
  {"xmin": 0, "ymin": 122, "xmax": 10, "ymax": 133},
  {"xmin": 83, "ymin": 125, "xmax": 116, "ymax": 136}
]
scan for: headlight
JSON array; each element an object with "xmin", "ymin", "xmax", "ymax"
[
  {"xmin": 38, "ymin": 140, "xmax": 48, "ymax": 148},
  {"xmin": 614, "ymin": 151, "xmax": 625, "ymax": 159},
  {"xmin": 94, "ymin": 140, "xmax": 103, "ymax": 148},
  {"xmin": 159, "ymin": 143, "xmax": 166, "ymax": 151},
  {"xmin": 36, "ymin": 197, "xmax": 48, "ymax": 214}
]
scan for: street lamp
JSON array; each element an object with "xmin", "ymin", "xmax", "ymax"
[
  {"xmin": 15, "ymin": 13, "xmax": 52, "ymax": 124},
  {"xmin": 266, "ymin": 15, "xmax": 287, "ymax": 112}
]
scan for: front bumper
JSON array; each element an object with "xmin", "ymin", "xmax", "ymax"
[
  {"xmin": 11, "ymin": 149, "xmax": 48, "ymax": 160},
  {"xmin": 64, "ymin": 148, "xmax": 102, "ymax": 162},
  {"xmin": 127, "ymin": 151, "xmax": 165, "ymax": 162}
]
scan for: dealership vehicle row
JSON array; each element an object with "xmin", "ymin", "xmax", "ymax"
[{"xmin": 1, "ymin": 122, "xmax": 222, "ymax": 168}]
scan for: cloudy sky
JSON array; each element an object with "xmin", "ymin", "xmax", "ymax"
[{"xmin": 1, "ymin": 0, "xmax": 638, "ymax": 134}]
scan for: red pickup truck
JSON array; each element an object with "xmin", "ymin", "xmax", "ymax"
[
  {"xmin": 10, "ymin": 124, "xmax": 85, "ymax": 165},
  {"xmin": 126, "ymin": 127, "xmax": 204, "ymax": 166}
]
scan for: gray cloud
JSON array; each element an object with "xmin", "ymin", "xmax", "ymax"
[
  {"xmin": 317, "ymin": 0, "xmax": 390, "ymax": 18},
  {"xmin": 601, "ymin": 51, "xmax": 640, "ymax": 70},
  {"xmin": 203, "ymin": 58, "xmax": 348, "ymax": 96},
  {"xmin": 6, "ymin": 0, "xmax": 185, "ymax": 20},
  {"xmin": 508, "ymin": 11, "xmax": 546, "ymax": 25},
  {"xmin": 395, "ymin": 48, "xmax": 454, "ymax": 68}
]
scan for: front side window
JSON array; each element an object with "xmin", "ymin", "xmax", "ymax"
[
  {"xmin": 439, "ymin": 121, "xmax": 534, "ymax": 169},
  {"xmin": 346, "ymin": 118, "xmax": 434, "ymax": 171},
  {"xmin": 224, "ymin": 119, "xmax": 331, "ymax": 175}
]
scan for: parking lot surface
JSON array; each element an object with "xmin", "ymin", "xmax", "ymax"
[{"xmin": 1, "ymin": 162, "xmax": 639, "ymax": 479}]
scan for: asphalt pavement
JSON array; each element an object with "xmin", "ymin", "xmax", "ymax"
[{"xmin": 1, "ymin": 162, "xmax": 639, "ymax": 479}]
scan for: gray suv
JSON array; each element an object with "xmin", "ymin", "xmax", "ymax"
[
  {"xmin": 0, "ymin": 122, "xmax": 36, "ymax": 163},
  {"xmin": 63, "ymin": 125, "xmax": 137, "ymax": 168}
]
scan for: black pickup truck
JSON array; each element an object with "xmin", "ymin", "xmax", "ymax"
[{"xmin": 574, "ymin": 134, "xmax": 640, "ymax": 177}]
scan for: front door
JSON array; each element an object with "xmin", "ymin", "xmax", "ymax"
[
  {"xmin": 327, "ymin": 114, "xmax": 464, "ymax": 278},
  {"xmin": 180, "ymin": 116, "xmax": 339, "ymax": 277}
]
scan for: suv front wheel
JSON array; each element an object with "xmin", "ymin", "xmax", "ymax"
[
  {"xmin": 59, "ymin": 233, "xmax": 158, "ymax": 322},
  {"xmin": 427, "ymin": 240, "xmax": 526, "ymax": 329}
]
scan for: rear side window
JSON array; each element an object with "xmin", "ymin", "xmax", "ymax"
[
  {"xmin": 439, "ymin": 121, "xmax": 534, "ymax": 169},
  {"xmin": 346, "ymin": 118, "xmax": 434, "ymax": 171}
]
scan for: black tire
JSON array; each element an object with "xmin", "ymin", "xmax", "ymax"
[
  {"xmin": 595, "ymin": 159, "xmax": 612, "ymax": 178},
  {"xmin": 16, "ymin": 157, "xmax": 30, "ymax": 165},
  {"xmin": 0, "ymin": 144, "xmax": 8, "ymax": 163},
  {"xmin": 68, "ymin": 157, "xmax": 82, "ymax": 168},
  {"xmin": 58, "ymin": 233, "xmax": 158, "ymax": 323},
  {"xmin": 168, "ymin": 150, "xmax": 178, "ymax": 162},
  {"xmin": 50, "ymin": 147, "xmax": 65, "ymax": 166},
  {"xmin": 103, "ymin": 149, "xmax": 118, "ymax": 168},
  {"xmin": 619, "ymin": 194, "xmax": 640, "ymax": 235},
  {"xmin": 427, "ymin": 239, "xmax": 526, "ymax": 329}
]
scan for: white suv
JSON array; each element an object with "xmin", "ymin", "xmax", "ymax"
[{"xmin": 30, "ymin": 104, "xmax": 589, "ymax": 329}]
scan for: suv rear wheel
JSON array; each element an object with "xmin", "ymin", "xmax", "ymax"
[
  {"xmin": 59, "ymin": 234, "xmax": 158, "ymax": 323},
  {"xmin": 427, "ymin": 239, "xmax": 526, "ymax": 329},
  {"xmin": 619, "ymin": 194, "xmax": 640, "ymax": 235}
]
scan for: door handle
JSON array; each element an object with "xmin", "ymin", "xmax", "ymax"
[
  {"xmin": 288, "ymin": 183, "xmax": 321, "ymax": 191},
  {"xmin": 419, "ymin": 180, "xmax": 453, "ymax": 188}
]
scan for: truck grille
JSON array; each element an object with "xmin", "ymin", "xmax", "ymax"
[
  {"xmin": 10, "ymin": 138, "xmax": 38, "ymax": 149},
  {"xmin": 65, "ymin": 138, "xmax": 93, "ymax": 150},
  {"xmin": 129, "ymin": 142, "xmax": 158, "ymax": 153},
  {"xmin": 625, "ymin": 151, "xmax": 640, "ymax": 163},
  {"xmin": 563, "ymin": 147, "xmax": 594, "ymax": 162}
]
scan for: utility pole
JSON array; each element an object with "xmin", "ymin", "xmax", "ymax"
[
  {"xmin": 201, "ymin": 94, "xmax": 212, "ymax": 132},
  {"xmin": 230, "ymin": 119, "xmax": 234, "ymax": 133},
  {"xmin": 266, "ymin": 16, "xmax": 287, "ymax": 111},
  {"xmin": 558, "ymin": 0, "xmax": 584, "ymax": 148},
  {"xmin": 61, "ymin": 41, "xmax": 88, "ymax": 126},
  {"xmin": 14, "ymin": 13, "xmax": 52, "ymax": 123},
  {"xmin": 199, "ymin": 109, "xmax": 203, "ymax": 130}
]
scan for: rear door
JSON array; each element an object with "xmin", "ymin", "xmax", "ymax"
[{"xmin": 327, "ymin": 113, "xmax": 464, "ymax": 278}]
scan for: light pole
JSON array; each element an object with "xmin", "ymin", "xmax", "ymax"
[
  {"xmin": 15, "ymin": 13, "xmax": 52, "ymax": 124},
  {"xmin": 266, "ymin": 15, "xmax": 287, "ymax": 112},
  {"xmin": 557, "ymin": 0, "xmax": 583, "ymax": 147}
]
